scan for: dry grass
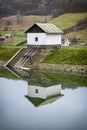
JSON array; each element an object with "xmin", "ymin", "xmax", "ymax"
[{"xmin": 0, "ymin": 15, "xmax": 52, "ymax": 31}]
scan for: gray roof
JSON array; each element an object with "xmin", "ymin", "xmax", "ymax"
[{"xmin": 26, "ymin": 23, "xmax": 63, "ymax": 34}]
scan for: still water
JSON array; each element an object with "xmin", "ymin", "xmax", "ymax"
[{"xmin": 0, "ymin": 68, "xmax": 87, "ymax": 130}]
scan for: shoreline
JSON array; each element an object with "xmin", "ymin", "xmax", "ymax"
[
  {"xmin": 29, "ymin": 63, "xmax": 87, "ymax": 77},
  {"xmin": 0, "ymin": 61, "xmax": 87, "ymax": 77}
]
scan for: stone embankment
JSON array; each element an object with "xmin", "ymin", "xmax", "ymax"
[
  {"xmin": 0, "ymin": 60, "xmax": 87, "ymax": 76},
  {"xmin": 32, "ymin": 63, "xmax": 87, "ymax": 76}
]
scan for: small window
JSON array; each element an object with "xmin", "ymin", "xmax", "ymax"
[
  {"xmin": 35, "ymin": 89, "xmax": 38, "ymax": 93},
  {"xmin": 35, "ymin": 37, "xmax": 38, "ymax": 42}
]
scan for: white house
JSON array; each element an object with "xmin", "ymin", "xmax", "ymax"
[{"xmin": 25, "ymin": 23, "xmax": 63, "ymax": 48}]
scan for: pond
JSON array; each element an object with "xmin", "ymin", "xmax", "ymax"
[{"xmin": 0, "ymin": 68, "xmax": 87, "ymax": 130}]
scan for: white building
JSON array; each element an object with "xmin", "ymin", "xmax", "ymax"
[
  {"xmin": 61, "ymin": 35, "xmax": 70, "ymax": 46},
  {"xmin": 25, "ymin": 23, "xmax": 63, "ymax": 48}
]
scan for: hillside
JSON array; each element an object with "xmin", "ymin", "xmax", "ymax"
[
  {"xmin": 0, "ymin": 12, "xmax": 87, "ymax": 44},
  {"xmin": 0, "ymin": 15, "xmax": 51, "ymax": 30},
  {"xmin": 0, "ymin": 0, "xmax": 87, "ymax": 17},
  {"xmin": 0, "ymin": 15, "xmax": 52, "ymax": 46},
  {"xmin": 0, "ymin": 46, "xmax": 20, "ymax": 60},
  {"xmin": 43, "ymin": 47, "xmax": 87, "ymax": 65},
  {"xmin": 51, "ymin": 12, "xmax": 87, "ymax": 43},
  {"xmin": 51, "ymin": 13, "xmax": 87, "ymax": 30}
]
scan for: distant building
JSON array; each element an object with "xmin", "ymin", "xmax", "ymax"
[
  {"xmin": 25, "ymin": 23, "xmax": 63, "ymax": 48},
  {"xmin": 61, "ymin": 35, "xmax": 70, "ymax": 46},
  {"xmin": 6, "ymin": 67, "xmax": 64, "ymax": 107},
  {"xmin": 0, "ymin": 34, "xmax": 12, "ymax": 42}
]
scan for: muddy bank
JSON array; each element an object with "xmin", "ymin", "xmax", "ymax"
[{"xmin": 31, "ymin": 63, "xmax": 87, "ymax": 77}]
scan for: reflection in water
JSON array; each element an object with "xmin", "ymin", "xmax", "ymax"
[
  {"xmin": 27, "ymin": 84, "xmax": 61, "ymax": 99},
  {"xmin": 4, "ymin": 67, "xmax": 87, "ymax": 107},
  {"xmin": 0, "ymin": 67, "xmax": 87, "ymax": 130},
  {"xmin": 5, "ymin": 67, "xmax": 87, "ymax": 88},
  {"xmin": 25, "ymin": 84, "xmax": 63, "ymax": 107},
  {"xmin": 6, "ymin": 67, "xmax": 64, "ymax": 107}
]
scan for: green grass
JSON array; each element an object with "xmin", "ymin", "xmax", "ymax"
[
  {"xmin": 0, "ymin": 30, "xmax": 26, "ymax": 46},
  {"xmin": 0, "ymin": 46, "xmax": 20, "ymax": 60},
  {"xmin": 11, "ymin": 35, "xmax": 26, "ymax": 45},
  {"xmin": 50, "ymin": 12, "xmax": 87, "ymax": 43},
  {"xmin": 0, "ymin": 68, "xmax": 19, "ymax": 79},
  {"xmin": 50, "ymin": 12, "xmax": 87, "ymax": 30},
  {"xmin": 41, "ymin": 72, "xmax": 87, "ymax": 87},
  {"xmin": 43, "ymin": 47, "xmax": 87, "ymax": 65},
  {"xmin": 0, "ymin": 30, "xmax": 25, "ymax": 36},
  {"xmin": 25, "ymin": 94, "xmax": 63, "ymax": 107}
]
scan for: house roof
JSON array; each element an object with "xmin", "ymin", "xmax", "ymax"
[{"xmin": 25, "ymin": 23, "xmax": 63, "ymax": 34}]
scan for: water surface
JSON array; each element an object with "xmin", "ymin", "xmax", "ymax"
[{"xmin": 0, "ymin": 68, "xmax": 87, "ymax": 130}]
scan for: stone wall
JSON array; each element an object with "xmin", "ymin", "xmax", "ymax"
[{"xmin": 31, "ymin": 63, "xmax": 87, "ymax": 76}]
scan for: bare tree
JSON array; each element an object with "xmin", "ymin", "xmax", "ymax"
[
  {"xmin": 4, "ymin": 20, "xmax": 11, "ymax": 31},
  {"xmin": 16, "ymin": 10, "xmax": 23, "ymax": 24}
]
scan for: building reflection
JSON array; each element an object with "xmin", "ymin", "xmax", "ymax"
[
  {"xmin": 6, "ymin": 67, "xmax": 64, "ymax": 107},
  {"xmin": 27, "ymin": 84, "xmax": 61, "ymax": 99},
  {"xmin": 25, "ymin": 84, "xmax": 63, "ymax": 107}
]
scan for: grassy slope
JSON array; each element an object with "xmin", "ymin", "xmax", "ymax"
[
  {"xmin": 0, "ymin": 15, "xmax": 51, "ymax": 46},
  {"xmin": 0, "ymin": 68, "xmax": 19, "ymax": 79},
  {"xmin": 0, "ymin": 13, "xmax": 87, "ymax": 65},
  {"xmin": 0, "ymin": 13, "xmax": 87, "ymax": 45},
  {"xmin": 0, "ymin": 30, "xmax": 26, "ymax": 46},
  {"xmin": 43, "ymin": 47, "xmax": 87, "ymax": 65},
  {"xmin": 51, "ymin": 13, "xmax": 87, "ymax": 30},
  {"xmin": 42, "ymin": 72, "xmax": 87, "ymax": 87},
  {"xmin": 66, "ymin": 28, "xmax": 87, "ymax": 43},
  {"xmin": 0, "ymin": 46, "xmax": 20, "ymax": 60},
  {"xmin": 50, "ymin": 12, "xmax": 87, "ymax": 42},
  {"xmin": 46, "ymin": 13, "xmax": 87, "ymax": 65}
]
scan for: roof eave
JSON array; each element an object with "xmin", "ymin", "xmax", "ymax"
[
  {"xmin": 46, "ymin": 32, "xmax": 64, "ymax": 34},
  {"xmin": 25, "ymin": 23, "xmax": 64, "ymax": 34}
]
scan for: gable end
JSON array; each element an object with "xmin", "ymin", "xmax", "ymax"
[{"xmin": 25, "ymin": 24, "xmax": 45, "ymax": 33}]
